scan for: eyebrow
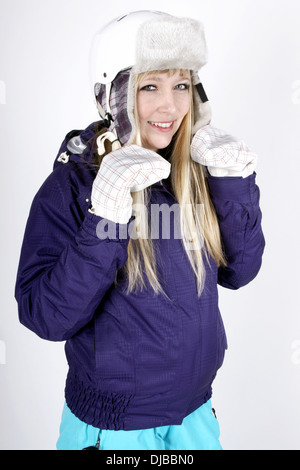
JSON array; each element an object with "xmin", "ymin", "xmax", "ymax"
[{"xmin": 142, "ymin": 74, "xmax": 191, "ymax": 83}]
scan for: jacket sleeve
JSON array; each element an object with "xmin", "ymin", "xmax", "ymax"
[
  {"xmin": 207, "ymin": 173, "xmax": 265, "ymax": 290},
  {"xmin": 15, "ymin": 167, "xmax": 130, "ymax": 342}
]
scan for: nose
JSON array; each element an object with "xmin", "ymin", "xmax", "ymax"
[{"xmin": 157, "ymin": 90, "xmax": 176, "ymax": 114}]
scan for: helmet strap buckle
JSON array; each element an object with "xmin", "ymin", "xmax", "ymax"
[{"xmin": 104, "ymin": 112, "xmax": 114, "ymax": 128}]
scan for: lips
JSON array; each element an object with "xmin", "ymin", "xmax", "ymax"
[
  {"xmin": 148, "ymin": 121, "xmax": 175, "ymax": 131},
  {"xmin": 149, "ymin": 121, "xmax": 173, "ymax": 128}
]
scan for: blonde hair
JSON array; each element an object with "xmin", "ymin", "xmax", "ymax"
[{"xmin": 122, "ymin": 69, "xmax": 226, "ymax": 296}]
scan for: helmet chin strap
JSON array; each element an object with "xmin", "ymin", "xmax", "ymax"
[
  {"xmin": 95, "ymin": 81, "xmax": 121, "ymax": 156},
  {"xmin": 95, "ymin": 82, "xmax": 115, "ymax": 128},
  {"xmin": 96, "ymin": 131, "xmax": 121, "ymax": 156},
  {"xmin": 195, "ymin": 82, "xmax": 209, "ymax": 103}
]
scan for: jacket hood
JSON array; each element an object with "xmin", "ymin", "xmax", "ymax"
[{"xmin": 54, "ymin": 121, "xmax": 103, "ymax": 170}]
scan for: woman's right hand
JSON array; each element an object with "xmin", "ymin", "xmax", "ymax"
[{"xmin": 90, "ymin": 145, "xmax": 171, "ymax": 224}]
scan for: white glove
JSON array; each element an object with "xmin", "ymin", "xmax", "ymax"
[
  {"xmin": 191, "ymin": 125, "xmax": 257, "ymax": 178},
  {"xmin": 90, "ymin": 145, "xmax": 171, "ymax": 224}
]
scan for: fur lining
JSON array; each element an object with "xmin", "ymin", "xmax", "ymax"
[
  {"xmin": 191, "ymin": 72, "xmax": 212, "ymax": 134},
  {"xmin": 126, "ymin": 71, "xmax": 137, "ymax": 145},
  {"xmin": 133, "ymin": 17, "xmax": 208, "ymax": 75}
]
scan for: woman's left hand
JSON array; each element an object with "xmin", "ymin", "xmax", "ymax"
[{"xmin": 191, "ymin": 125, "xmax": 257, "ymax": 178}]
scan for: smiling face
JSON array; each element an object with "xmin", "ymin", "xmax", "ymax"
[{"xmin": 135, "ymin": 70, "xmax": 191, "ymax": 152}]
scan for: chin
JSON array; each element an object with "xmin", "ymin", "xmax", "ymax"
[{"xmin": 146, "ymin": 135, "xmax": 174, "ymax": 152}]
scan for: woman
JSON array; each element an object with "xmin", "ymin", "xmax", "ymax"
[{"xmin": 15, "ymin": 11, "xmax": 265, "ymax": 450}]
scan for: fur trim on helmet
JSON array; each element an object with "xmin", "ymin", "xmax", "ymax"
[
  {"xmin": 191, "ymin": 72, "xmax": 212, "ymax": 135},
  {"xmin": 133, "ymin": 16, "xmax": 208, "ymax": 75}
]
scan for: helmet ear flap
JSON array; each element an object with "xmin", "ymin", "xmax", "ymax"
[
  {"xmin": 96, "ymin": 100, "xmax": 114, "ymax": 128},
  {"xmin": 124, "ymin": 70, "xmax": 137, "ymax": 146},
  {"xmin": 95, "ymin": 82, "xmax": 115, "ymax": 128},
  {"xmin": 191, "ymin": 72, "xmax": 212, "ymax": 134},
  {"xmin": 95, "ymin": 69, "xmax": 134, "ymax": 145}
]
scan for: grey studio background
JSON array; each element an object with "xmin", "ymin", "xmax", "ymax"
[{"xmin": 0, "ymin": 0, "xmax": 299, "ymax": 450}]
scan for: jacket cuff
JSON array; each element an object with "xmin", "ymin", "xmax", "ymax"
[
  {"xmin": 207, "ymin": 173, "xmax": 256, "ymax": 203},
  {"xmin": 81, "ymin": 209, "xmax": 134, "ymax": 242}
]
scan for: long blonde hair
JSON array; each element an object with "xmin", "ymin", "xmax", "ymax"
[{"xmin": 122, "ymin": 69, "xmax": 226, "ymax": 296}]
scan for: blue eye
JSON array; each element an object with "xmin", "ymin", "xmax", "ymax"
[
  {"xmin": 176, "ymin": 83, "xmax": 190, "ymax": 91},
  {"xmin": 140, "ymin": 85, "xmax": 156, "ymax": 91}
]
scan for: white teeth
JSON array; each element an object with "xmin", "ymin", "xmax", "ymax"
[{"xmin": 150, "ymin": 122, "xmax": 173, "ymax": 128}]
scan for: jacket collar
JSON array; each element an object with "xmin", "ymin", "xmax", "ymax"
[{"xmin": 54, "ymin": 121, "xmax": 103, "ymax": 170}]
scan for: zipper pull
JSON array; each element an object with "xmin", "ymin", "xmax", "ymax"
[
  {"xmin": 82, "ymin": 438, "xmax": 100, "ymax": 451},
  {"xmin": 57, "ymin": 152, "xmax": 70, "ymax": 164}
]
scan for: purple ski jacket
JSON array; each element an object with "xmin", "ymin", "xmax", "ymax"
[{"xmin": 15, "ymin": 121, "xmax": 265, "ymax": 431}]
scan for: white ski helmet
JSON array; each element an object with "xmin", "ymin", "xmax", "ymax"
[{"xmin": 90, "ymin": 10, "xmax": 211, "ymax": 146}]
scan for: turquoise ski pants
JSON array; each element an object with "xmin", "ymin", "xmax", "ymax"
[{"xmin": 56, "ymin": 399, "xmax": 222, "ymax": 451}]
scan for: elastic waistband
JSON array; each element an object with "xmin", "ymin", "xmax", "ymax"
[{"xmin": 65, "ymin": 370, "xmax": 212, "ymax": 431}]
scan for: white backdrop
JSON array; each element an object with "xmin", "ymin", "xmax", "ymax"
[{"xmin": 1, "ymin": 0, "xmax": 299, "ymax": 450}]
